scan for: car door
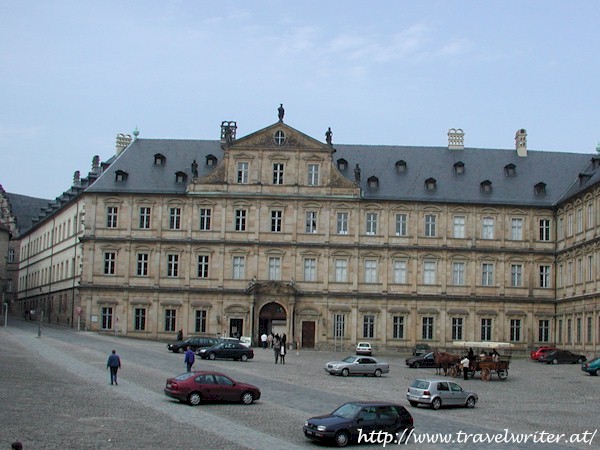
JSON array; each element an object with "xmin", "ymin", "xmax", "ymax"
[
  {"xmin": 213, "ymin": 374, "xmax": 238, "ymax": 401},
  {"xmin": 436, "ymin": 382, "xmax": 452, "ymax": 404},
  {"xmin": 360, "ymin": 357, "xmax": 378, "ymax": 375},
  {"xmin": 195, "ymin": 374, "xmax": 218, "ymax": 401},
  {"xmin": 448, "ymin": 382, "xmax": 466, "ymax": 405},
  {"xmin": 424, "ymin": 353, "xmax": 436, "ymax": 367},
  {"xmin": 376, "ymin": 406, "xmax": 400, "ymax": 433},
  {"xmin": 354, "ymin": 407, "xmax": 378, "ymax": 436}
]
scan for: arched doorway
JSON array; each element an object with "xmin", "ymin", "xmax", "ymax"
[{"xmin": 259, "ymin": 302, "xmax": 287, "ymax": 336}]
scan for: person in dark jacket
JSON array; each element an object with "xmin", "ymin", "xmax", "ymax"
[
  {"xmin": 176, "ymin": 329, "xmax": 183, "ymax": 341},
  {"xmin": 107, "ymin": 349, "xmax": 121, "ymax": 385},
  {"xmin": 184, "ymin": 346, "xmax": 195, "ymax": 372}
]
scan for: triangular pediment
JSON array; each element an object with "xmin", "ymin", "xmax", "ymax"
[{"xmin": 229, "ymin": 122, "xmax": 333, "ymax": 153}]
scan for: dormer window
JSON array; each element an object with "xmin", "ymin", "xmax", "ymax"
[
  {"xmin": 115, "ymin": 170, "xmax": 128, "ymax": 182},
  {"xmin": 367, "ymin": 176, "xmax": 379, "ymax": 189},
  {"xmin": 206, "ymin": 155, "xmax": 217, "ymax": 166},
  {"xmin": 274, "ymin": 130, "xmax": 286, "ymax": 146},
  {"xmin": 425, "ymin": 178, "xmax": 437, "ymax": 191},
  {"xmin": 175, "ymin": 171, "xmax": 187, "ymax": 183},
  {"xmin": 504, "ymin": 164, "xmax": 516, "ymax": 176},
  {"xmin": 337, "ymin": 158, "xmax": 348, "ymax": 171},
  {"xmin": 154, "ymin": 154, "xmax": 166, "ymax": 165},
  {"xmin": 395, "ymin": 160, "xmax": 407, "ymax": 173},
  {"xmin": 480, "ymin": 180, "xmax": 493, "ymax": 192},
  {"xmin": 534, "ymin": 182, "xmax": 546, "ymax": 195},
  {"xmin": 453, "ymin": 162, "xmax": 465, "ymax": 175}
]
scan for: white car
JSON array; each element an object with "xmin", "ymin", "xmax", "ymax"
[{"xmin": 355, "ymin": 342, "xmax": 372, "ymax": 356}]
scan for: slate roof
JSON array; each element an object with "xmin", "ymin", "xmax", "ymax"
[
  {"xmin": 4, "ymin": 192, "xmax": 52, "ymax": 235},
  {"xmin": 86, "ymin": 126, "xmax": 597, "ymax": 208}
]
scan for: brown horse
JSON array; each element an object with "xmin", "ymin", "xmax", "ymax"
[{"xmin": 434, "ymin": 351, "xmax": 461, "ymax": 376}]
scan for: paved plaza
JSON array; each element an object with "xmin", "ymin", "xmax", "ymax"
[{"xmin": 1, "ymin": 318, "xmax": 597, "ymax": 449}]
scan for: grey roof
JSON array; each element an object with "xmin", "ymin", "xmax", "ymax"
[
  {"xmin": 86, "ymin": 126, "xmax": 596, "ymax": 208},
  {"xmin": 5, "ymin": 192, "xmax": 52, "ymax": 235}
]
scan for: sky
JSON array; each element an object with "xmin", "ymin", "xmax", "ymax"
[{"xmin": 1, "ymin": 1, "xmax": 600, "ymax": 200}]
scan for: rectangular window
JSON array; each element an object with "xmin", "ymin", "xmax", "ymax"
[
  {"xmin": 364, "ymin": 260, "xmax": 378, "ymax": 283},
  {"xmin": 482, "ymin": 263, "xmax": 494, "ymax": 286},
  {"xmin": 167, "ymin": 254, "xmax": 179, "ymax": 277},
  {"xmin": 273, "ymin": 163, "xmax": 284, "ymax": 185},
  {"xmin": 363, "ymin": 315, "xmax": 375, "ymax": 338},
  {"xmin": 137, "ymin": 253, "xmax": 149, "ymax": 277},
  {"xmin": 268, "ymin": 257, "xmax": 281, "ymax": 281},
  {"xmin": 199, "ymin": 208, "xmax": 211, "ymax": 231},
  {"xmin": 587, "ymin": 316, "xmax": 593, "ymax": 343},
  {"xmin": 539, "ymin": 219, "xmax": 550, "ymax": 241},
  {"xmin": 424, "ymin": 214, "xmax": 436, "ymax": 237},
  {"xmin": 101, "ymin": 307, "xmax": 113, "ymax": 330},
  {"xmin": 588, "ymin": 255, "xmax": 594, "ymax": 282},
  {"xmin": 306, "ymin": 211, "xmax": 317, "ymax": 233},
  {"xmin": 134, "ymin": 308, "xmax": 146, "ymax": 331},
  {"xmin": 567, "ymin": 261, "xmax": 573, "ymax": 285},
  {"xmin": 567, "ymin": 214, "xmax": 573, "ymax": 236},
  {"xmin": 587, "ymin": 204, "xmax": 594, "ymax": 229},
  {"xmin": 366, "ymin": 212, "xmax": 377, "ymax": 235},
  {"xmin": 567, "ymin": 318, "xmax": 572, "ymax": 344},
  {"xmin": 577, "ymin": 208, "xmax": 583, "ymax": 233},
  {"xmin": 333, "ymin": 314, "xmax": 345, "ymax": 338},
  {"xmin": 139, "ymin": 207, "xmax": 151, "ymax": 229},
  {"xmin": 335, "ymin": 259, "xmax": 348, "ymax": 282},
  {"xmin": 237, "ymin": 162, "xmax": 248, "ymax": 184},
  {"xmin": 510, "ymin": 319, "xmax": 521, "ymax": 342},
  {"xmin": 169, "ymin": 207, "xmax": 181, "ymax": 230},
  {"xmin": 8, "ymin": 248, "xmax": 15, "ymax": 263},
  {"xmin": 392, "ymin": 316, "xmax": 404, "ymax": 339},
  {"xmin": 337, "ymin": 212, "xmax": 348, "ymax": 235},
  {"xmin": 195, "ymin": 310, "xmax": 207, "ymax": 334},
  {"xmin": 197, "ymin": 255, "xmax": 209, "ymax": 278},
  {"xmin": 423, "ymin": 261, "xmax": 436, "ymax": 285},
  {"xmin": 104, "ymin": 252, "xmax": 116, "ymax": 275},
  {"xmin": 558, "ymin": 217, "xmax": 564, "ymax": 239},
  {"xmin": 452, "ymin": 317, "xmax": 463, "ymax": 341},
  {"xmin": 558, "ymin": 264, "xmax": 563, "ymax": 288},
  {"xmin": 307, "ymin": 164, "xmax": 319, "ymax": 186},
  {"xmin": 558, "ymin": 319, "xmax": 563, "ymax": 344},
  {"xmin": 164, "ymin": 309, "xmax": 176, "ymax": 332},
  {"xmin": 107, "ymin": 206, "xmax": 118, "ymax": 228},
  {"xmin": 304, "ymin": 258, "xmax": 316, "ymax": 282},
  {"xmin": 511, "ymin": 218, "xmax": 523, "ymax": 240},
  {"xmin": 510, "ymin": 264, "xmax": 522, "ymax": 287},
  {"xmin": 395, "ymin": 213, "xmax": 407, "ymax": 236},
  {"xmin": 576, "ymin": 317, "xmax": 582, "ymax": 343},
  {"xmin": 538, "ymin": 320, "xmax": 550, "ymax": 342},
  {"xmin": 452, "ymin": 262, "xmax": 465, "ymax": 286},
  {"xmin": 232, "ymin": 256, "xmax": 245, "ymax": 279},
  {"xmin": 577, "ymin": 258, "xmax": 583, "ymax": 283},
  {"xmin": 422, "ymin": 317, "xmax": 434, "ymax": 340},
  {"xmin": 481, "ymin": 318, "xmax": 492, "ymax": 341},
  {"xmin": 453, "ymin": 216, "xmax": 465, "ymax": 238},
  {"xmin": 482, "ymin": 217, "xmax": 494, "ymax": 239},
  {"xmin": 393, "ymin": 260, "xmax": 407, "ymax": 284},
  {"xmin": 235, "ymin": 209, "xmax": 247, "ymax": 231},
  {"xmin": 271, "ymin": 210, "xmax": 282, "ymax": 232}
]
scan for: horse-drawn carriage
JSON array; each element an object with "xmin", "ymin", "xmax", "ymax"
[{"xmin": 449, "ymin": 341, "xmax": 513, "ymax": 381}]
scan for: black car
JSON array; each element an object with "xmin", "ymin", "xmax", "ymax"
[
  {"xmin": 197, "ymin": 342, "xmax": 254, "ymax": 361},
  {"xmin": 538, "ymin": 349, "xmax": 586, "ymax": 365},
  {"xmin": 304, "ymin": 401, "xmax": 414, "ymax": 447},
  {"xmin": 166, "ymin": 336, "xmax": 219, "ymax": 353},
  {"xmin": 405, "ymin": 351, "xmax": 436, "ymax": 368}
]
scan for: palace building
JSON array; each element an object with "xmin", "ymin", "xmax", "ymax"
[{"xmin": 7, "ymin": 106, "xmax": 600, "ymax": 354}]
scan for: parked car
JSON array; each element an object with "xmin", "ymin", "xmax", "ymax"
[
  {"xmin": 530, "ymin": 346, "xmax": 556, "ymax": 360},
  {"xmin": 303, "ymin": 401, "xmax": 413, "ymax": 447},
  {"xmin": 412, "ymin": 343, "xmax": 431, "ymax": 356},
  {"xmin": 164, "ymin": 370, "xmax": 260, "ymax": 406},
  {"xmin": 580, "ymin": 357, "xmax": 600, "ymax": 375},
  {"xmin": 538, "ymin": 349, "xmax": 586, "ymax": 365},
  {"xmin": 166, "ymin": 336, "xmax": 219, "ymax": 353},
  {"xmin": 405, "ymin": 352, "xmax": 436, "ymax": 368},
  {"xmin": 355, "ymin": 342, "xmax": 372, "ymax": 356},
  {"xmin": 197, "ymin": 342, "xmax": 254, "ymax": 361},
  {"xmin": 406, "ymin": 379, "xmax": 478, "ymax": 410},
  {"xmin": 324, "ymin": 356, "xmax": 390, "ymax": 377}
]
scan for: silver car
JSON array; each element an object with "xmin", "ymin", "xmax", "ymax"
[
  {"xmin": 324, "ymin": 356, "xmax": 390, "ymax": 377},
  {"xmin": 406, "ymin": 379, "xmax": 478, "ymax": 410}
]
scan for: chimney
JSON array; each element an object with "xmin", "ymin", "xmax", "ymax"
[
  {"xmin": 448, "ymin": 128, "xmax": 465, "ymax": 150},
  {"xmin": 73, "ymin": 171, "xmax": 81, "ymax": 187},
  {"xmin": 115, "ymin": 133, "xmax": 132, "ymax": 155},
  {"xmin": 515, "ymin": 129, "xmax": 527, "ymax": 157}
]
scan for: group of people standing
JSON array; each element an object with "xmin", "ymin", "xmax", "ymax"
[{"xmin": 260, "ymin": 332, "xmax": 287, "ymax": 364}]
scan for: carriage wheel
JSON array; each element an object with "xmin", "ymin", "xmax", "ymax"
[
  {"xmin": 481, "ymin": 367, "xmax": 492, "ymax": 381},
  {"xmin": 448, "ymin": 366, "xmax": 457, "ymax": 377},
  {"xmin": 497, "ymin": 369, "xmax": 508, "ymax": 380}
]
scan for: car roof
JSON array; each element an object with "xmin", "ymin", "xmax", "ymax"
[
  {"xmin": 413, "ymin": 379, "xmax": 457, "ymax": 383},
  {"xmin": 345, "ymin": 401, "xmax": 403, "ymax": 407}
]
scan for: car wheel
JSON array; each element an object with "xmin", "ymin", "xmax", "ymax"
[
  {"xmin": 178, "ymin": 347, "xmax": 184, "ymax": 353},
  {"xmin": 374, "ymin": 369, "xmax": 382, "ymax": 377},
  {"xmin": 413, "ymin": 362, "xmax": 420, "ymax": 368},
  {"xmin": 552, "ymin": 358, "xmax": 559, "ymax": 365},
  {"xmin": 497, "ymin": 369, "xmax": 508, "ymax": 380},
  {"xmin": 241, "ymin": 354, "xmax": 248, "ymax": 362},
  {"xmin": 209, "ymin": 353, "xmax": 216, "ymax": 360},
  {"xmin": 334, "ymin": 430, "xmax": 350, "ymax": 447},
  {"xmin": 431, "ymin": 397, "xmax": 442, "ymax": 410},
  {"xmin": 466, "ymin": 396, "xmax": 476, "ymax": 409},
  {"xmin": 188, "ymin": 392, "xmax": 202, "ymax": 406},
  {"xmin": 409, "ymin": 401, "xmax": 418, "ymax": 407},
  {"xmin": 595, "ymin": 368, "xmax": 600, "ymax": 376},
  {"xmin": 241, "ymin": 391, "xmax": 254, "ymax": 405},
  {"xmin": 576, "ymin": 358, "xmax": 584, "ymax": 364},
  {"xmin": 395, "ymin": 427, "xmax": 409, "ymax": 444},
  {"xmin": 341, "ymin": 368, "xmax": 349, "ymax": 377}
]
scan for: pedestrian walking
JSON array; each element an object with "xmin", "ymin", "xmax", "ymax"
[
  {"xmin": 107, "ymin": 349, "xmax": 121, "ymax": 385},
  {"xmin": 273, "ymin": 338, "xmax": 281, "ymax": 364},
  {"xmin": 184, "ymin": 346, "xmax": 195, "ymax": 372},
  {"xmin": 460, "ymin": 356, "xmax": 470, "ymax": 380},
  {"xmin": 279, "ymin": 343, "xmax": 286, "ymax": 364},
  {"xmin": 261, "ymin": 332, "xmax": 268, "ymax": 349},
  {"xmin": 176, "ymin": 329, "xmax": 183, "ymax": 341},
  {"xmin": 267, "ymin": 333, "xmax": 273, "ymax": 349}
]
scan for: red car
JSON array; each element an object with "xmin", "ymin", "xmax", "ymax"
[
  {"xmin": 530, "ymin": 346, "xmax": 556, "ymax": 360},
  {"xmin": 164, "ymin": 371, "xmax": 261, "ymax": 406}
]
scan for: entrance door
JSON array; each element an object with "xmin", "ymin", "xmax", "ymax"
[
  {"xmin": 301, "ymin": 321, "xmax": 315, "ymax": 348},
  {"xmin": 229, "ymin": 318, "xmax": 243, "ymax": 338}
]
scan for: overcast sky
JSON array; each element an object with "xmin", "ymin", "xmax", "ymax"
[{"xmin": 2, "ymin": 1, "xmax": 599, "ymax": 199}]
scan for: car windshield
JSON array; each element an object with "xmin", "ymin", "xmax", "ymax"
[
  {"xmin": 342, "ymin": 356, "xmax": 359, "ymax": 363},
  {"xmin": 174, "ymin": 372, "xmax": 196, "ymax": 381},
  {"xmin": 332, "ymin": 403, "xmax": 361, "ymax": 419}
]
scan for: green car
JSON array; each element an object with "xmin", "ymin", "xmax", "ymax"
[{"xmin": 581, "ymin": 357, "xmax": 600, "ymax": 376}]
